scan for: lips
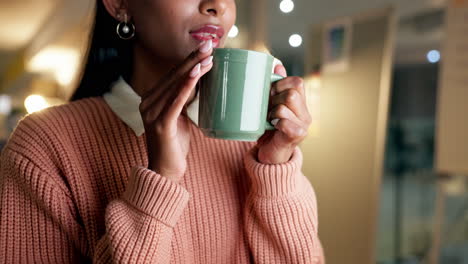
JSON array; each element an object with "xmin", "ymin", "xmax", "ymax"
[{"xmin": 190, "ymin": 25, "xmax": 225, "ymax": 48}]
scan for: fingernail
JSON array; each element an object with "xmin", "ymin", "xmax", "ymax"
[
  {"xmin": 201, "ymin": 56, "xmax": 213, "ymax": 66},
  {"xmin": 271, "ymin": 119, "xmax": 280, "ymax": 126},
  {"xmin": 200, "ymin": 39, "xmax": 213, "ymax": 53},
  {"xmin": 190, "ymin": 63, "xmax": 201, "ymax": 78}
]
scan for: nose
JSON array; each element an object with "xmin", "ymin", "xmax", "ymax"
[{"xmin": 200, "ymin": 0, "xmax": 227, "ymax": 17}]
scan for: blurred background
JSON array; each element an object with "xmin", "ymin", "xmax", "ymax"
[{"xmin": 0, "ymin": 0, "xmax": 467, "ymax": 263}]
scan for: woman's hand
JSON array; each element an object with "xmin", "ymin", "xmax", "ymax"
[
  {"xmin": 139, "ymin": 40, "xmax": 214, "ymax": 181},
  {"xmin": 256, "ymin": 64, "xmax": 312, "ymax": 164}
]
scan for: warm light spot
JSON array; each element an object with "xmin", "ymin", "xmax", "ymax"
[
  {"xmin": 24, "ymin": 95, "xmax": 49, "ymax": 114},
  {"xmin": 27, "ymin": 46, "xmax": 79, "ymax": 86}
]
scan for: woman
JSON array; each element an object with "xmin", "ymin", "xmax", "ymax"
[{"xmin": 0, "ymin": 0, "xmax": 324, "ymax": 263}]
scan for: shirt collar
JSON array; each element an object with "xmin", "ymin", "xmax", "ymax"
[{"xmin": 103, "ymin": 77, "xmax": 199, "ymax": 137}]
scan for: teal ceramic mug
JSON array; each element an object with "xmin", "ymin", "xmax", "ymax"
[{"xmin": 198, "ymin": 48, "xmax": 284, "ymax": 141}]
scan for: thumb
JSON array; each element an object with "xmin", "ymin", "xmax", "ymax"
[{"xmin": 274, "ymin": 64, "xmax": 287, "ymax": 77}]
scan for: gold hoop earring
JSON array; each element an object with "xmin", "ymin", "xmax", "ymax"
[{"xmin": 116, "ymin": 14, "xmax": 135, "ymax": 40}]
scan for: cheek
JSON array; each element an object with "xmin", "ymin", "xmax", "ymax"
[
  {"xmin": 226, "ymin": 3, "xmax": 237, "ymax": 29},
  {"xmin": 220, "ymin": 4, "xmax": 237, "ymax": 46},
  {"xmin": 132, "ymin": 3, "xmax": 193, "ymax": 59},
  {"xmin": 133, "ymin": 3, "xmax": 177, "ymax": 39}
]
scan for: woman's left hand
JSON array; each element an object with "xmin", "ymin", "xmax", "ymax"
[{"xmin": 256, "ymin": 64, "xmax": 312, "ymax": 164}]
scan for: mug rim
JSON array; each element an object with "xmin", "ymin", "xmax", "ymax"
[{"xmin": 213, "ymin": 48, "xmax": 273, "ymax": 58}]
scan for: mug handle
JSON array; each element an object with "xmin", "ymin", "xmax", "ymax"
[{"xmin": 265, "ymin": 73, "xmax": 285, "ymax": 130}]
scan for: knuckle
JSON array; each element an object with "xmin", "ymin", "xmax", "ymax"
[
  {"xmin": 276, "ymin": 104, "xmax": 288, "ymax": 116},
  {"xmin": 191, "ymin": 50, "xmax": 205, "ymax": 62},
  {"xmin": 280, "ymin": 121, "xmax": 306, "ymax": 140},
  {"xmin": 154, "ymin": 122, "xmax": 166, "ymax": 134},
  {"xmin": 139, "ymin": 100, "xmax": 154, "ymax": 114},
  {"xmin": 195, "ymin": 50, "xmax": 205, "ymax": 60},
  {"xmin": 188, "ymin": 50, "xmax": 198, "ymax": 60},
  {"xmin": 141, "ymin": 108, "xmax": 155, "ymax": 122},
  {"xmin": 284, "ymin": 128, "xmax": 297, "ymax": 140},
  {"xmin": 139, "ymin": 106, "xmax": 150, "ymax": 119},
  {"xmin": 142, "ymin": 114, "xmax": 154, "ymax": 126},
  {"xmin": 290, "ymin": 127, "xmax": 304, "ymax": 140},
  {"xmin": 139, "ymin": 102, "xmax": 146, "ymax": 113},
  {"xmin": 291, "ymin": 76, "xmax": 304, "ymax": 89},
  {"xmin": 286, "ymin": 90, "xmax": 298, "ymax": 104},
  {"xmin": 276, "ymin": 119, "xmax": 286, "ymax": 130},
  {"xmin": 298, "ymin": 128, "xmax": 307, "ymax": 138},
  {"xmin": 271, "ymin": 86, "xmax": 279, "ymax": 96},
  {"xmin": 172, "ymin": 97, "xmax": 181, "ymax": 107}
]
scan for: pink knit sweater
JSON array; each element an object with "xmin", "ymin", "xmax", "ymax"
[{"xmin": 0, "ymin": 97, "xmax": 324, "ymax": 263}]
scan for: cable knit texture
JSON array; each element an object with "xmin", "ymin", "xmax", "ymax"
[{"xmin": 0, "ymin": 97, "xmax": 324, "ymax": 263}]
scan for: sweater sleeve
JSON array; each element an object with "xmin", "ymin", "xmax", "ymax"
[
  {"xmin": 94, "ymin": 166, "xmax": 189, "ymax": 263},
  {"xmin": 243, "ymin": 147, "xmax": 325, "ymax": 264},
  {"xmin": 0, "ymin": 148, "xmax": 89, "ymax": 263},
  {"xmin": 0, "ymin": 148, "xmax": 189, "ymax": 264}
]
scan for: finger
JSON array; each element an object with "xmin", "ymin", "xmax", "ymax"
[
  {"xmin": 143, "ymin": 61, "xmax": 213, "ymax": 125},
  {"xmin": 269, "ymin": 104, "xmax": 302, "ymax": 126},
  {"xmin": 172, "ymin": 39, "xmax": 213, "ymax": 80},
  {"xmin": 142, "ymin": 60, "xmax": 212, "ymax": 126},
  {"xmin": 140, "ymin": 80, "xmax": 174, "ymax": 117},
  {"xmin": 140, "ymin": 54, "xmax": 212, "ymax": 115},
  {"xmin": 141, "ymin": 39, "xmax": 214, "ymax": 105},
  {"xmin": 163, "ymin": 62, "xmax": 214, "ymax": 125},
  {"xmin": 271, "ymin": 76, "xmax": 305, "ymax": 97},
  {"xmin": 274, "ymin": 64, "xmax": 287, "ymax": 77},
  {"xmin": 269, "ymin": 88, "xmax": 305, "ymax": 118},
  {"xmin": 140, "ymin": 76, "xmax": 183, "ymax": 121},
  {"xmin": 140, "ymin": 74, "xmax": 180, "ymax": 115},
  {"xmin": 274, "ymin": 118, "xmax": 307, "ymax": 144}
]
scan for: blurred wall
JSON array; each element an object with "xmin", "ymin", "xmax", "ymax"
[
  {"xmin": 302, "ymin": 8, "xmax": 396, "ymax": 264},
  {"xmin": 436, "ymin": 0, "xmax": 468, "ymax": 176}
]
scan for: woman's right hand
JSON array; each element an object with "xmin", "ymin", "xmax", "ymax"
[{"xmin": 139, "ymin": 39, "xmax": 214, "ymax": 182}]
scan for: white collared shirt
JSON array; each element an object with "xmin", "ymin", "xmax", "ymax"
[{"xmin": 103, "ymin": 77, "xmax": 200, "ymax": 137}]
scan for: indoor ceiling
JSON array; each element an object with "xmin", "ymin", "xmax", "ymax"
[
  {"xmin": 0, "ymin": 0, "xmax": 58, "ymax": 50},
  {"xmin": 0, "ymin": 0, "xmax": 57, "ymax": 76},
  {"xmin": 267, "ymin": 0, "xmax": 447, "ymax": 61},
  {"xmin": 0, "ymin": 0, "xmax": 93, "ymax": 89}
]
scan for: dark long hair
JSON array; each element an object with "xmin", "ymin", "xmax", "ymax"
[{"xmin": 70, "ymin": 1, "xmax": 133, "ymax": 102}]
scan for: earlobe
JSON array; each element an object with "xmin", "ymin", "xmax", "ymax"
[{"xmin": 101, "ymin": 0, "xmax": 130, "ymax": 20}]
